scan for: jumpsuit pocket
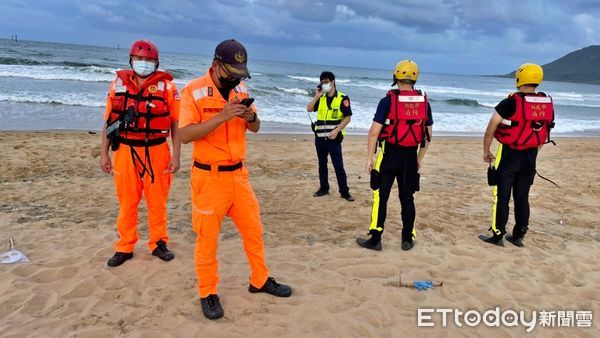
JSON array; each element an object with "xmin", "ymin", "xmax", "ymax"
[{"xmin": 403, "ymin": 171, "xmax": 420, "ymax": 193}]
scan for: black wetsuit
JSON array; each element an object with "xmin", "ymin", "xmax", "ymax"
[
  {"xmin": 492, "ymin": 96, "xmax": 538, "ymax": 238},
  {"xmin": 369, "ymin": 91, "xmax": 433, "ymax": 242}
]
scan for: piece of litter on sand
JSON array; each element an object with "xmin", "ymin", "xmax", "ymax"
[
  {"xmin": 0, "ymin": 238, "xmax": 30, "ymax": 264},
  {"xmin": 414, "ymin": 281, "xmax": 434, "ymax": 290},
  {"xmin": 384, "ymin": 273, "xmax": 443, "ymax": 290}
]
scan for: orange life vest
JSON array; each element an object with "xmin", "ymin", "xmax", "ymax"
[
  {"xmin": 494, "ymin": 92, "xmax": 555, "ymax": 150},
  {"xmin": 107, "ymin": 69, "xmax": 172, "ymax": 141},
  {"xmin": 379, "ymin": 89, "xmax": 429, "ymax": 147}
]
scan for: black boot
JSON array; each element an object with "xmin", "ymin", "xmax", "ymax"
[
  {"xmin": 478, "ymin": 234, "xmax": 504, "ymax": 247},
  {"xmin": 200, "ymin": 294, "xmax": 224, "ymax": 320},
  {"xmin": 356, "ymin": 234, "xmax": 382, "ymax": 251},
  {"xmin": 401, "ymin": 239, "xmax": 414, "ymax": 251},
  {"xmin": 107, "ymin": 252, "xmax": 133, "ymax": 267},
  {"xmin": 341, "ymin": 193, "xmax": 355, "ymax": 202},
  {"xmin": 506, "ymin": 234, "xmax": 524, "ymax": 247},
  {"xmin": 313, "ymin": 188, "xmax": 329, "ymax": 197},
  {"xmin": 249, "ymin": 277, "xmax": 292, "ymax": 297},
  {"xmin": 152, "ymin": 240, "xmax": 175, "ymax": 261}
]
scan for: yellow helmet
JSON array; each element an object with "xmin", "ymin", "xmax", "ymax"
[
  {"xmin": 515, "ymin": 63, "xmax": 543, "ymax": 87},
  {"xmin": 393, "ymin": 59, "xmax": 419, "ymax": 83}
]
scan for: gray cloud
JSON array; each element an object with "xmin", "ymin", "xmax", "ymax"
[{"xmin": 0, "ymin": 0, "xmax": 598, "ymax": 74}]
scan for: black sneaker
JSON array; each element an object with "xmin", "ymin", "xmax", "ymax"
[
  {"xmin": 401, "ymin": 239, "xmax": 414, "ymax": 251},
  {"xmin": 249, "ymin": 277, "xmax": 292, "ymax": 297},
  {"xmin": 478, "ymin": 234, "xmax": 504, "ymax": 247},
  {"xmin": 313, "ymin": 189, "xmax": 329, "ymax": 197},
  {"xmin": 506, "ymin": 234, "xmax": 524, "ymax": 248},
  {"xmin": 152, "ymin": 240, "xmax": 174, "ymax": 262},
  {"xmin": 200, "ymin": 294, "xmax": 224, "ymax": 320},
  {"xmin": 107, "ymin": 252, "xmax": 133, "ymax": 267},
  {"xmin": 356, "ymin": 237, "xmax": 382, "ymax": 251},
  {"xmin": 341, "ymin": 193, "xmax": 355, "ymax": 202}
]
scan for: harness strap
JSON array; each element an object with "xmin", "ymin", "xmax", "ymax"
[
  {"xmin": 118, "ymin": 137, "xmax": 166, "ymax": 147},
  {"xmin": 193, "ymin": 161, "xmax": 243, "ymax": 172},
  {"xmin": 119, "ymin": 137, "xmax": 166, "ymax": 184}
]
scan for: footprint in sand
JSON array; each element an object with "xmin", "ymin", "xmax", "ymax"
[
  {"xmin": 18, "ymin": 291, "xmax": 58, "ymax": 315},
  {"xmin": 63, "ymin": 278, "xmax": 96, "ymax": 299},
  {"xmin": 10, "ymin": 264, "xmax": 38, "ymax": 278},
  {"xmin": 30, "ymin": 265, "xmax": 78, "ymax": 283},
  {"xmin": 537, "ymin": 267, "xmax": 566, "ymax": 284}
]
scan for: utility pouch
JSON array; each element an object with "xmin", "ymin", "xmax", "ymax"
[{"xmin": 487, "ymin": 163, "xmax": 497, "ymax": 186}]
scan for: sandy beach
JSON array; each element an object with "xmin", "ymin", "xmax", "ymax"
[{"xmin": 0, "ymin": 131, "xmax": 598, "ymax": 337}]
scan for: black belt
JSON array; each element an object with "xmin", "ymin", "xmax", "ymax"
[
  {"xmin": 118, "ymin": 137, "xmax": 166, "ymax": 147},
  {"xmin": 194, "ymin": 161, "xmax": 243, "ymax": 172}
]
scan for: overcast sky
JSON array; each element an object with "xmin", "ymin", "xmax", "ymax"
[{"xmin": 2, "ymin": 0, "xmax": 599, "ymax": 74}]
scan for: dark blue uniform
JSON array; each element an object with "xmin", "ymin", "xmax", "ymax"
[{"xmin": 313, "ymin": 91, "xmax": 352, "ymax": 195}]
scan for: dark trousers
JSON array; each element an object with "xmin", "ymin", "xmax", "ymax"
[
  {"xmin": 370, "ymin": 143, "xmax": 420, "ymax": 241},
  {"xmin": 315, "ymin": 137, "xmax": 349, "ymax": 195},
  {"xmin": 492, "ymin": 145, "xmax": 537, "ymax": 238}
]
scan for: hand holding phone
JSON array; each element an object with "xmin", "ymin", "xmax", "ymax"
[{"xmin": 240, "ymin": 97, "xmax": 255, "ymax": 107}]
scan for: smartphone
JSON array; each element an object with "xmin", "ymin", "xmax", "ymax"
[{"xmin": 240, "ymin": 97, "xmax": 254, "ymax": 107}]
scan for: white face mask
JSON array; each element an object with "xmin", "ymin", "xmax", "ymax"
[
  {"xmin": 321, "ymin": 82, "xmax": 332, "ymax": 93},
  {"xmin": 132, "ymin": 60, "xmax": 156, "ymax": 77}
]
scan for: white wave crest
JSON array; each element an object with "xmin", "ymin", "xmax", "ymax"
[
  {"xmin": 0, "ymin": 65, "xmax": 116, "ymax": 82},
  {"xmin": 0, "ymin": 92, "xmax": 105, "ymax": 107}
]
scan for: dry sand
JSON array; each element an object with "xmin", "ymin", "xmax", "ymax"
[{"xmin": 0, "ymin": 131, "xmax": 598, "ymax": 337}]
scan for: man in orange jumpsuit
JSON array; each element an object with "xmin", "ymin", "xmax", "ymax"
[
  {"xmin": 100, "ymin": 40, "xmax": 181, "ymax": 267},
  {"xmin": 179, "ymin": 39, "xmax": 292, "ymax": 320}
]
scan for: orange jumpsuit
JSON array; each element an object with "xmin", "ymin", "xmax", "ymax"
[
  {"xmin": 104, "ymin": 70, "xmax": 180, "ymax": 253},
  {"xmin": 179, "ymin": 69, "xmax": 269, "ymax": 298}
]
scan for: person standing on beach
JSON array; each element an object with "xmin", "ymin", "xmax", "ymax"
[
  {"xmin": 480, "ymin": 63, "xmax": 555, "ymax": 247},
  {"xmin": 306, "ymin": 71, "xmax": 355, "ymax": 201},
  {"xmin": 356, "ymin": 60, "xmax": 432, "ymax": 251},
  {"xmin": 178, "ymin": 39, "xmax": 292, "ymax": 320},
  {"xmin": 100, "ymin": 40, "xmax": 181, "ymax": 267}
]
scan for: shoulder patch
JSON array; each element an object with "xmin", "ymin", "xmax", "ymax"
[
  {"xmin": 208, "ymin": 87, "xmax": 213, "ymax": 97},
  {"xmin": 343, "ymin": 99, "xmax": 350, "ymax": 107}
]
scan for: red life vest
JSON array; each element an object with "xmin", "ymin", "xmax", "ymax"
[
  {"xmin": 107, "ymin": 69, "xmax": 173, "ymax": 141},
  {"xmin": 494, "ymin": 92, "xmax": 555, "ymax": 150},
  {"xmin": 379, "ymin": 89, "xmax": 429, "ymax": 147}
]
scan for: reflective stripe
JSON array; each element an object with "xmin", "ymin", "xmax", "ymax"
[
  {"xmin": 157, "ymin": 81, "xmax": 165, "ymax": 91},
  {"xmin": 384, "ymin": 118, "xmax": 391, "ymax": 125},
  {"xmin": 114, "ymin": 85, "xmax": 127, "ymax": 93},
  {"xmin": 501, "ymin": 119, "xmax": 512, "ymax": 126},
  {"xmin": 398, "ymin": 95, "xmax": 425, "ymax": 103},
  {"xmin": 193, "ymin": 87, "xmax": 208, "ymax": 101},
  {"xmin": 490, "ymin": 144, "xmax": 503, "ymax": 235},
  {"xmin": 524, "ymin": 96, "xmax": 552, "ymax": 104},
  {"xmin": 316, "ymin": 132, "xmax": 330, "ymax": 137},
  {"xmin": 314, "ymin": 125, "xmax": 337, "ymax": 131},
  {"xmin": 369, "ymin": 142, "xmax": 386, "ymax": 232},
  {"xmin": 114, "ymin": 77, "xmax": 126, "ymax": 93}
]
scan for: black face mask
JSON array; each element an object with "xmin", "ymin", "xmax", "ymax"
[{"xmin": 219, "ymin": 76, "xmax": 240, "ymax": 89}]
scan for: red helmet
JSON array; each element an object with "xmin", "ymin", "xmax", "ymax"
[{"xmin": 129, "ymin": 40, "xmax": 159, "ymax": 60}]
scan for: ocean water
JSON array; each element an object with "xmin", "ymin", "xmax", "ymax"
[{"xmin": 1, "ymin": 39, "xmax": 599, "ymax": 135}]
